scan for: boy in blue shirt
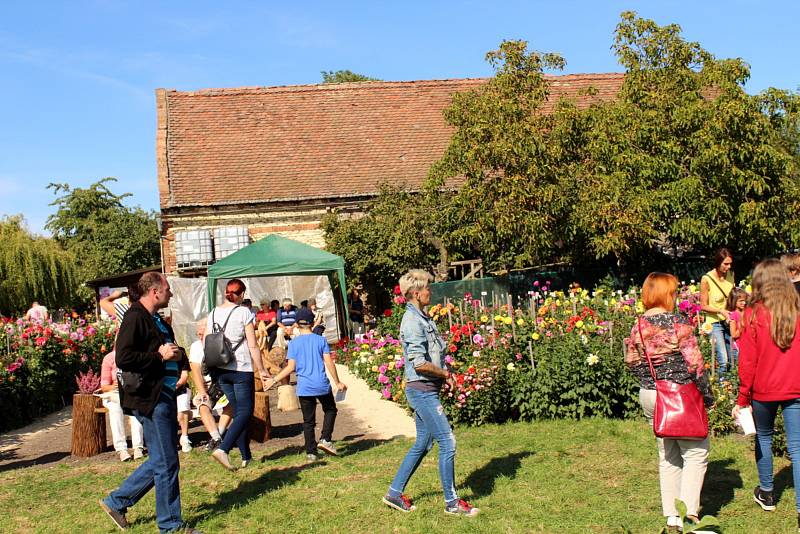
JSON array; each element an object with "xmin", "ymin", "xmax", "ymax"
[{"xmin": 265, "ymin": 308, "xmax": 347, "ymax": 461}]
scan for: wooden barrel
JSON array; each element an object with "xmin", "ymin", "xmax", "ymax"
[
  {"xmin": 248, "ymin": 390, "xmax": 272, "ymax": 443},
  {"xmin": 71, "ymin": 394, "xmax": 107, "ymax": 457}
]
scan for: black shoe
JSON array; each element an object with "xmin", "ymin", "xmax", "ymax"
[
  {"xmin": 205, "ymin": 438, "xmax": 221, "ymax": 452},
  {"xmin": 754, "ymin": 486, "xmax": 776, "ymax": 511}
]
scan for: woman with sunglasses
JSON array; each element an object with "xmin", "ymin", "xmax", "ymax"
[{"xmin": 207, "ymin": 279, "xmax": 270, "ymax": 470}]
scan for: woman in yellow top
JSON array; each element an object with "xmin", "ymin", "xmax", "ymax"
[{"xmin": 699, "ymin": 248, "xmax": 735, "ymax": 378}]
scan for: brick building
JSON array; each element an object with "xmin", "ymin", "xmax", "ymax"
[{"xmin": 155, "ymin": 74, "xmax": 624, "ymax": 275}]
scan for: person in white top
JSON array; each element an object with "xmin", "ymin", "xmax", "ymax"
[
  {"xmin": 206, "ymin": 279, "xmax": 269, "ymax": 470},
  {"xmin": 25, "ymin": 301, "xmax": 49, "ymax": 322},
  {"xmin": 189, "ymin": 320, "xmax": 232, "ymax": 451}
]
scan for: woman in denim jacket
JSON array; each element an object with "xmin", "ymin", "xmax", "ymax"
[{"xmin": 382, "ymin": 270, "xmax": 479, "ymax": 517}]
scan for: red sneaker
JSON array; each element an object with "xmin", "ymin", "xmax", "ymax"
[{"xmin": 444, "ymin": 499, "xmax": 480, "ymax": 517}]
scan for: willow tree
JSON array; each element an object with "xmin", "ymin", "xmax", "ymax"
[{"xmin": 0, "ymin": 216, "xmax": 77, "ymax": 315}]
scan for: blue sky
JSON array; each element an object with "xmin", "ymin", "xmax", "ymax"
[{"xmin": 2, "ymin": 0, "xmax": 798, "ymax": 235}]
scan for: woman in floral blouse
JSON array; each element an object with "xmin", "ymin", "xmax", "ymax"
[{"xmin": 625, "ymin": 272, "xmax": 714, "ymax": 533}]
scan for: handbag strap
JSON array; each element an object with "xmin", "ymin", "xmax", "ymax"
[
  {"xmin": 703, "ymin": 273, "xmax": 730, "ymax": 300},
  {"xmin": 637, "ymin": 317, "xmax": 658, "ymax": 381}
]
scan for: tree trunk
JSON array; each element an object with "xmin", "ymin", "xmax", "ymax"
[
  {"xmin": 249, "ymin": 391, "xmax": 271, "ymax": 443},
  {"xmin": 71, "ymin": 394, "xmax": 107, "ymax": 457}
]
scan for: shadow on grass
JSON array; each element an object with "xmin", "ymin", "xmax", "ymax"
[
  {"xmin": 188, "ymin": 461, "xmax": 328, "ymax": 524},
  {"xmin": 701, "ymin": 458, "xmax": 743, "ymax": 516},
  {"xmin": 462, "ymin": 450, "xmax": 534, "ymax": 499},
  {"xmin": 268, "ymin": 422, "xmax": 304, "ymax": 439},
  {"xmin": 258, "ymin": 435, "xmax": 391, "ymax": 463},
  {"xmin": 0, "ymin": 451, "xmax": 70, "ymax": 472},
  {"xmin": 772, "ymin": 465, "xmax": 794, "ymax": 507}
]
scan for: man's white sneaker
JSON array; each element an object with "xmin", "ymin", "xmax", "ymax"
[
  {"xmin": 180, "ymin": 435, "xmax": 192, "ymax": 453},
  {"xmin": 317, "ymin": 439, "xmax": 338, "ymax": 456},
  {"xmin": 118, "ymin": 450, "xmax": 132, "ymax": 462}
]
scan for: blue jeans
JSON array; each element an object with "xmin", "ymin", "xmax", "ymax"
[
  {"xmin": 752, "ymin": 398, "xmax": 800, "ymax": 511},
  {"xmin": 710, "ymin": 322, "xmax": 733, "ymax": 375},
  {"xmin": 388, "ymin": 387, "xmax": 458, "ymax": 503},
  {"xmin": 103, "ymin": 391, "xmax": 183, "ymax": 533},
  {"xmin": 214, "ymin": 369, "xmax": 254, "ymax": 461}
]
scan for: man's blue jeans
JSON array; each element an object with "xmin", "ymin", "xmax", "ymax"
[
  {"xmin": 103, "ymin": 391, "xmax": 183, "ymax": 533},
  {"xmin": 752, "ymin": 398, "xmax": 800, "ymax": 511},
  {"xmin": 214, "ymin": 369, "xmax": 254, "ymax": 461},
  {"xmin": 388, "ymin": 387, "xmax": 458, "ymax": 503},
  {"xmin": 710, "ymin": 322, "xmax": 733, "ymax": 375}
]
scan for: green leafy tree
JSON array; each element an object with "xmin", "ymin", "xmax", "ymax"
[
  {"xmin": 426, "ymin": 13, "xmax": 800, "ymax": 273},
  {"xmin": 45, "ymin": 178, "xmax": 160, "ymax": 304},
  {"xmin": 0, "ymin": 216, "xmax": 77, "ymax": 315},
  {"xmin": 569, "ymin": 12, "xmax": 800, "ymax": 265},
  {"xmin": 321, "ymin": 70, "xmax": 379, "ymax": 83},
  {"xmin": 321, "ymin": 184, "xmax": 437, "ymax": 293},
  {"xmin": 425, "ymin": 40, "xmax": 574, "ymax": 272}
]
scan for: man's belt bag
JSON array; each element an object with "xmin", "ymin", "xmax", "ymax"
[
  {"xmin": 638, "ymin": 319, "xmax": 708, "ymax": 440},
  {"xmin": 204, "ymin": 306, "xmax": 245, "ymax": 369}
]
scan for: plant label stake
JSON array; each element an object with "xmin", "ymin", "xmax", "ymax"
[{"xmin": 528, "ymin": 340, "xmax": 535, "ymax": 371}]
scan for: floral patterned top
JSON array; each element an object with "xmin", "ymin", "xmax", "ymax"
[{"xmin": 624, "ymin": 312, "xmax": 713, "ymax": 405}]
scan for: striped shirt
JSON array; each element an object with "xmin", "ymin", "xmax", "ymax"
[{"xmin": 153, "ymin": 314, "xmax": 179, "ymax": 392}]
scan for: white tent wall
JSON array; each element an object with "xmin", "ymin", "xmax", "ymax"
[
  {"xmin": 212, "ymin": 275, "xmax": 341, "ymax": 345},
  {"xmin": 167, "ymin": 276, "xmax": 209, "ymax": 349}
]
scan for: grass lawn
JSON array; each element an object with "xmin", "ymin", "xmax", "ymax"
[{"xmin": 0, "ymin": 418, "xmax": 796, "ymax": 533}]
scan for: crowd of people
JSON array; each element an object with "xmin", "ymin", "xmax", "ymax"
[
  {"xmin": 87, "ymin": 248, "xmax": 800, "ymax": 532},
  {"xmin": 97, "ymin": 273, "xmax": 350, "ymax": 533},
  {"xmin": 626, "ymin": 250, "xmax": 800, "ymax": 532}
]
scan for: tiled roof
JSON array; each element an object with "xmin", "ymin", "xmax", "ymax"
[{"xmin": 156, "ymin": 73, "xmax": 624, "ymax": 209}]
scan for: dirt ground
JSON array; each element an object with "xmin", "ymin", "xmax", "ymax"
[{"xmin": 0, "ymin": 365, "xmax": 414, "ymax": 473}]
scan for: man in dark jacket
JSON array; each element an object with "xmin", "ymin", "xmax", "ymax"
[{"xmin": 99, "ymin": 272, "xmax": 200, "ymax": 534}]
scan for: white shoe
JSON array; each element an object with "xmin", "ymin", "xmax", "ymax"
[
  {"xmin": 317, "ymin": 439, "xmax": 338, "ymax": 456},
  {"xmin": 118, "ymin": 450, "xmax": 132, "ymax": 462},
  {"xmin": 180, "ymin": 435, "xmax": 192, "ymax": 453},
  {"xmin": 133, "ymin": 447, "xmax": 145, "ymax": 460}
]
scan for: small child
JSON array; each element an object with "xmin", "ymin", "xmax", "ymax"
[
  {"xmin": 265, "ymin": 308, "xmax": 346, "ymax": 461},
  {"xmin": 726, "ymin": 287, "xmax": 749, "ymax": 366}
]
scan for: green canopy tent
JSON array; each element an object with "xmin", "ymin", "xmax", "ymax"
[{"xmin": 206, "ymin": 235, "xmax": 349, "ymax": 341}]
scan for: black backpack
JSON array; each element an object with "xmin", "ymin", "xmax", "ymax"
[{"xmin": 204, "ymin": 305, "xmax": 245, "ymax": 369}]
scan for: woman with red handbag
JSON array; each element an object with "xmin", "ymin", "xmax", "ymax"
[
  {"xmin": 625, "ymin": 273, "xmax": 714, "ymax": 532},
  {"xmin": 732, "ymin": 258, "xmax": 800, "ymax": 526}
]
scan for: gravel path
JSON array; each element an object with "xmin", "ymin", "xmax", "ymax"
[{"xmin": 0, "ymin": 364, "xmax": 414, "ymax": 472}]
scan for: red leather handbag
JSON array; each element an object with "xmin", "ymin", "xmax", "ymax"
[{"xmin": 638, "ymin": 319, "xmax": 708, "ymax": 440}]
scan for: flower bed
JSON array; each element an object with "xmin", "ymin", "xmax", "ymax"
[
  {"xmin": 335, "ymin": 281, "xmax": 745, "ymax": 435},
  {"xmin": 0, "ymin": 316, "xmax": 116, "ymax": 432}
]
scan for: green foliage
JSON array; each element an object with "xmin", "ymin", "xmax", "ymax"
[
  {"xmin": 321, "ymin": 184, "xmax": 438, "ymax": 290},
  {"xmin": 45, "ymin": 177, "xmax": 160, "ymax": 304},
  {"xmin": 0, "ymin": 216, "xmax": 77, "ymax": 315},
  {"xmin": 320, "ymin": 70, "xmax": 379, "ymax": 83},
  {"xmin": 347, "ymin": 13, "xmax": 800, "ymax": 279},
  {"xmin": 426, "ymin": 40, "xmax": 570, "ymax": 271},
  {"xmin": 0, "ymin": 317, "xmax": 115, "ymax": 431}
]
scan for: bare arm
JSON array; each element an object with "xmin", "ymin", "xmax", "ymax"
[
  {"xmin": 176, "ymin": 369, "xmax": 189, "ymax": 389},
  {"xmin": 267, "ymin": 358, "xmax": 296, "ymax": 385},
  {"xmin": 323, "ymin": 353, "xmax": 346, "ymax": 390},
  {"xmin": 246, "ymin": 322, "xmax": 269, "ymax": 388},
  {"xmin": 189, "ymin": 362, "xmax": 207, "ymax": 396},
  {"xmin": 99, "ymin": 290, "xmax": 124, "ymax": 317}
]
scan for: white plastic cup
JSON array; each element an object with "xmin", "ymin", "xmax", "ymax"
[{"xmin": 737, "ymin": 406, "xmax": 757, "ymax": 436}]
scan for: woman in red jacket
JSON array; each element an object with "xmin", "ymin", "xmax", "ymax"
[{"xmin": 733, "ymin": 258, "xmax": 800, "ymax": 522}]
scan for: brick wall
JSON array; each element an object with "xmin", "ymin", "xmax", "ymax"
[{"xmin": 161, "ymin": 204, "xmax": 345, "ymax": 274}]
